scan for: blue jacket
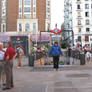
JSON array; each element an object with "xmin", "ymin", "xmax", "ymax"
[{"xmin": 49, "ymin": 45, "xmax": 63, "ymax": 56}]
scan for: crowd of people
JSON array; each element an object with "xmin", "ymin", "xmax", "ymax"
[
  {"xmin": 69, "ymin": 43, "xmax": 92, "ymax": 64},
  {"xmin": 0, "ymin": 41, "xmax": 24, "ymax": 90}
]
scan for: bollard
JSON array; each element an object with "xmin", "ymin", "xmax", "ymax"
[
  {"xmin": 28, "ymin": 53, "xmax": 35, "ymax": 67},
  {"xmin": 80, "ymin": 53, "xmax": 85, "ymax": 65}
]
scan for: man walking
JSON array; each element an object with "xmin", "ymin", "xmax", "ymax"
[
  {"xmin": 3, "ymin": 41, "xmax": 17, "ymax": 90},
  {"xmin": 49, "ymin": 42, "xmax": 63, "ymax": 70}
]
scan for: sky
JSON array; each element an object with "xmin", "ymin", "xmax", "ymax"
[{"xmin": 51, "ymin": 0, "xmax": 64, "ymax": 29}]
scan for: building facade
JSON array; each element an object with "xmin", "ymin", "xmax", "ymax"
[
  {"xmin": 64, "ymin": 0, "xmax": 73, "ymax": 46},
  {"xmin": 0, "ymin": 0, "xmax": 51, "ymax": 33},
  {"xmin": 64, "ymin": 0, "xmax": 92, "ymax": 48},
  {"xmin": 17, "ymin": 0, "xmax": 51, "ymax": 33}
]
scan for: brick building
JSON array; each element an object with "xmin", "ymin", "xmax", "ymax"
[{"xmin": 0, "ymin": 0, "xmax": 51, "ymax": 33}]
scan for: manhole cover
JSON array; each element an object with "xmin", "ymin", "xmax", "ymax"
[{"xmin": 67, "ymin": 74, "xmax": 90, "ymax": 78}]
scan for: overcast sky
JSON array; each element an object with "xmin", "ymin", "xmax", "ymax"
[{"xmin": 51, "ymin": 0, "xmax": 64, "ymax": 29}]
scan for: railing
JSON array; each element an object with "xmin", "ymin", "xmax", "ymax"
[{"xmin": 29, "ymin": 50, "xmax": 86, "ymax": 67}]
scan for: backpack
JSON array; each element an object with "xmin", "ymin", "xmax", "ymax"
[
  {"xmin": 16, "ymin": 48, "xmax": 21, "ymax": 57},
  {"xmin": 16, "ymin": 47, "xmax": 24, "ymax": 57}
]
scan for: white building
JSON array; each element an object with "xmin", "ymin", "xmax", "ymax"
[
  {"xmin": 64, "ymin": 0, "xmax": 92, "ymax": 48},
  {"xmin": 64, "ymin": 0, "xmax": 73, "ymax": 46}
]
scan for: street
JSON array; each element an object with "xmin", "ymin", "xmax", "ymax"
[{"xmin": 0, "ymin": 57, "xmax": 92, "ymax": 92}]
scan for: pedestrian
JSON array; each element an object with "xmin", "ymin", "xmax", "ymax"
[
  {"xmin": 86, "ymin": 49, "xmax": 91, "ymax": 64},
  {"xmin": 0, "ymin": 42, "xmax": 5, "ymax": 87},
  {"xmin": 3, "ymin": 41, "xmax": 17, "ymax": 90},
  {"xmin": 16, "ymin": 45, "xmax": 24, "ymax": 68},
  {"xmin": 49, "ymin": 42, "xmax": 63, "ymax": 71}
]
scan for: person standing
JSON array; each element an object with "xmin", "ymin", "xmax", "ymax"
[
  {"xmin": 0, "ymin": 42, "xmax": 5, "ymax": 87},
  {"xmin": 49, "ymin": 42, "xmax": 63, "ymax": 70},
  {"xmin": 16, "ymin": 45, "xmax": 24, "ymax": 68},
  {"xmin": 3, "ymin": 41, "xmax": 17, "ymax": 90}
]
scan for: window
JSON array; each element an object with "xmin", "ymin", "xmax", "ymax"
[
  {"xmin": 33, "ymin": 23, "xmax": 36, "ymax": 31},
  {"xmin": 33, "ymin": 14, "xmax": 36, "ymax": 18},
  {"xmin": 78, "ymin": 28, "xmax": 81, "ymax": 32},
  {"xmin": 78, "ymin": 20, "xmax": 81, "ymax": 25},
  {"xmin": 47, "ymin": 0, "xmax": 50, "ymax": 6},
  {"xmin": 33, "ymin": 7, "xmax": 36, "ymax": 12},
  {"xmin": 85, "ymin": 20, "xmax": 89, "ymax": 25},
  {"xmin": 91, "ymin": 4, "xmax": 92, "ymax": 9},
  {"xmin": 19, "ymin": 7, "xmax": 22, "ymax": 12},
  {"xmin": 2, "ymin": 23, "xmax": 6, "ymax": 32},
  {"xmin": 19, "ymin": 14, "xmax": 22, "ymax": 18},
  {"xmin": 19, "ymin": 0, "xmax": 22, "ymax": 6},
  {"xmin": 24, "ymin": 14, "xmax": 31, "ymax": 18},
  {"xmin": 24, "ymin": 0, "xmax": 31, "ymax": 5},
  {"xmin": 85, "ymin": 12, "xmax": 89, "ymax": 17},
  {"xmin": 47, "ymin": 8, "xmax": 50, "ymax": 13},
  {"xmin": 19, "ymin": 24, "xmax": 22, "ymax": 32},
  {"xmin": 25, "ymin": 23, "xmax": 30, "ymax": 31},
  {"xmin": 78, "ymin": 12, "xmax": 81, "ymax": 17},
  {"xmin": 33, "ymin": 0, "xmax": 36, "ymax": 5},
  {"xmin": 86, "ymin": 28, "xmax": 90, "ymax": 32},
  {"xmin": 85, "ymin": 4, "xmax": 89, "ymax": 9},
  {"xmin": 77, "ymin": 5, "xmax": 80, "ymax": 9},
  {"xmin": 78, "ymin": 36, "xmax": 81, "ymax": 41},
  {"xmin": 85, "ymin": 36, "xmax": 89, "ymax": 41},
  {"xmin": 24, "ymin": 7, "xmax": 31, "ymax": 12}
]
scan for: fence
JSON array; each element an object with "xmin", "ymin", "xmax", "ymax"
[{"xmin": 29, "ymin": 50, "xmax": 86, "ymax": 67}]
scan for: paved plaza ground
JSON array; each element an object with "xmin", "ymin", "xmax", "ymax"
[{"xmin": 0, "ymin": 57, "xmax": 92, "ymax": 92}]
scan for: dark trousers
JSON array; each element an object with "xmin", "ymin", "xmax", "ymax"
[
  {"xmin": 5, "ymin": 60, "xmax": 13, "ymax": 88},
  {"xmin": 53, "ymin": 56, "xmax": 59, "ymax": 69}
]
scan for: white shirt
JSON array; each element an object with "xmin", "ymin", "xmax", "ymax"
[{"xmin": 0, "ymin": 50, "xmax": 5, "ymax": 60}]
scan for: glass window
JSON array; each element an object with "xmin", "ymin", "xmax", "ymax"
[
  {"xmin": 33, "ymin": 0, "xmax": 36, "ymax": 5},
  {"xmin": 33, "ymin": 23, "xmax": 36, "ymax": 31},
  {"xmin": 25, "ymin": 23, "xmax": 30, "ymax": 31},
  {"xmin": 85, "ymin": 12, "xmax": 89, "ymax": 17},
  {"xmin": 85, "ymin": 36, "xmax": 89, "ymax": 41},
  {"xmin": 24, "ymin": 7, "xmax": 31, "ymax": 12},
  {"xmin": 86, "ymin": 28, "xmax": 90, "ymax": 32},
  {"xmin": 85, "ymin": 20, "xmax": 89, "ymax": 25},
  {"xmin": 85, "ymin": 4, "xmax": 89, "ymax": 9},
  {"xmin": 47, "ymin": 0, "xmax": 50, "ymax": 6},
  {"xmin": 19, "ymin": 7, "xmax": 22, "ymax": 12},
  {"xmin": 77, "ymin": 5, "xmax": 80, "ymax": 9},
  {"xmin": 78, "ymin": 28, "xmax": 81, "ymax": 32},
  {"xmin": 19, "ymin": 24, "xmax": 22, "ymax": 32},
  {"xmin": 24, "ymin": 14, "xmax": 31, "ymax": 18},
  {"xmin": 78, "ymin": 36, "xmax": 81, "ymax": 41},
  {"xmin": 78, "ymin": 12, "xmax": 81, "ymax": 17},
  {"xmin": 47, "ymin": 8, "xmax": 50, "ymax": 13},
  {"xmin": 78, "ymin": 20, "xmax": 81, "ymax": 25},
  {"xmin": 33, "ymin": 7, "xmax": 36, "ymax": 12},
  {"xmin": 19, "ymin": 14, "xmax": 22, "ymax": 18},
  {"xmin": 24, "ymin": 0, "xmax": 31, "ymax": 5},
  {"xmin": 2, "ymin": 23, "xmax": 6, "ymax": 32},
  {"xmin": 19, "ymin": 0, "xmax": 22, "ymax": 5},
  {"xmin": 33, "ymin": 14, "xmax": 36, "ymax": 18}
]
